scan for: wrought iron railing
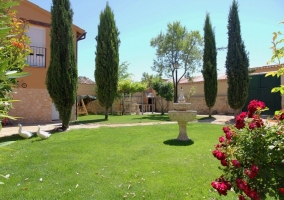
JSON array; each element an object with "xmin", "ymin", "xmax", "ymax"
[{"xmin": 27, "ymin": 46, "xmax": 46, "ymax": 67}]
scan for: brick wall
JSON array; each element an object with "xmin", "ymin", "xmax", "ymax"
[{"xmin": 9, "ymin": 88, "xmax": 52, "ymax": 123}]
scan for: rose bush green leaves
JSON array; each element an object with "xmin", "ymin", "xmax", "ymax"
[{"xmin": 211, "ymin": 100, "xmax": 284, "ymax": 199}]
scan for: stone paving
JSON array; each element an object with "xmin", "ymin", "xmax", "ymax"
[{"xmin": 0, "ymin": 115, "xmax": 235, "ymax": 138}]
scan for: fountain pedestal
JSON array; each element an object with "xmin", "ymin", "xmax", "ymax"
[
  {"xmin": 168, "ymin": 106, "xmax": 197, "ymax": 141},
  {"xmin": 168, "ymin": 87, "xmax": 197, "ymax": 141}
]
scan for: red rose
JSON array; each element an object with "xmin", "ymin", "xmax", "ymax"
[
  {"xmin": 247, "ymin": 189, "xmax": 261, "ymax": 200},
  {"xmin": 279, "ymin": 188, "xmax": 284, "ymax": 194},
  {"xmin": 211, "ymin": 181, "xmax": 228, "ymax": 195},
  {"xmin": 247, "ymin": 100, "xmax": 265, "ymax": 117},
  {"xmin": 215, "ymin": 151, "xmax": 226, "ymax": 160},
  {"xmin": 232, "ymin": 159, "xmax": 241, "ymax": 168},
  {"xmin": 236, "ymin": 112, "xmax": 247, "ymax": 129},
  {"xmin": 216, "ymin": 182, "xmax": 228, "ymax": 196},
  {"xmin": 236, "ymin": 178, "xmax": 249, "ymax": 191},
  {"xmin": 219, "ymin": 136, "xmax": 225, "ymax": 143},
  {"xmin": 224, "ymin": 180, "xmax": 232, "ymax": 190},
  {"xmin": 251, "ymin": 115, "xmax": 264, "ymax": 128},
  {"xmin": 222, "ymin": 126, "xmax": 230, "ymax": 133},
  {"xmin": 225, "ymin": 131, "xmax": 233, "ymax": 140},
  {"xmin": 280, "ymin": 113, "xmax": 284, "ymax": 120},
  {"xmin": 238, "ymin": 112, "xmax": 247, "ymax": 119},
  {"xmin": 251, "ymin": 164, "xmax": 259, "ymax": 173},
  {"xmin": 249, "ymin": 123, "xmax": 257, "ymax": 130},
  {"xmin": 244, "ymin": 169, "xmax": 256, "ymax": 179},
  {"xmin": 221, "ymin": 159, "xmax": 229, "ymax": 166},
  {"xmin": 238, "ymin": 194, "xmax": 246, "ymax": 200}
]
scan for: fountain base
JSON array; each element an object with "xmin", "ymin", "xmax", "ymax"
[{"xmin": 168, "ymin": 110, "xmax": 197, "ymax": 141}]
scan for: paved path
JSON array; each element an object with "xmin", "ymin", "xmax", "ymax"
[{"xmin": 0, "ymin": 115, "xmax": 235, "ymax": 138}]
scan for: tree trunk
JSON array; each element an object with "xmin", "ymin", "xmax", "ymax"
[
  {"xmin": 105, "ymin": 107, "xmax": 109, "ymax": 119},
  {"xmin": 233, "ymin": 109, "xmax": 240, "ymax": 118},
  {"xmin": 130, "ymin": 94, "xmax": 132, "ymax": 114},
  {"xmin": 161, "ymin": 97, "xmax": 164, "ymax": 115},
  {"xmin": 122, "ymin": 94, "xmax": 125, "ymax": 115},
  {"xmin": 209, "ymin": 107, "xmax": 212, "ymax": 117},
  {"xmin": 61, "ymin": 124, "xmax": 68, "ymax": 131}
]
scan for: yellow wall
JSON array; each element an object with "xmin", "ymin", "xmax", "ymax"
[
  {"xmin": 9, "ymin": 1, "xmax": 85, "ymax": 123},
  {"xmin": 77, "ymin": 84, "xmax": 96, "ymax": 96},
  {"xmin": 15, "ymin": 0, "xmax": 84, "ymax": 89}
]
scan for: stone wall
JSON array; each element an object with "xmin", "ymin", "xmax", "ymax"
[
  {"xmin": 155, "ymin": 95, "xmax": 234, "ymax": 115},
  {"xmin": 9, "ymin": 88, "xmax": 52, "ymax": 123}
]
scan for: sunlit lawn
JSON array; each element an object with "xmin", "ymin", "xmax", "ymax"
[
  {"xmin": 73, "ymin": 113, "xmax": 203, "ymax": 125},
  {"xmin": 0, "ymin": 122, "xmax": 240, "ymax": 199}
]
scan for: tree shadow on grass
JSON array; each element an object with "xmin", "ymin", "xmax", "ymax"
[
  {"xmin": 0, "ymin": 131, "xmax": 59, "ymax": 143},
  {"xmin": 71, "ymin": 118, "xmax": 107, "ymax": 125},
  {"xmin": 198, "ymin": 117, "xmax": 216, "ymax": 123},
  {"xmin": 132, "ymin": 115, "xmax": 171, "ymax": 122},
  {"xmin": 0, "ymin": 133, "xmax": 35, "ymax": 143},
  {"xmin": 163, "ymin": 139, "xmax": 194, "ymax": 146}
]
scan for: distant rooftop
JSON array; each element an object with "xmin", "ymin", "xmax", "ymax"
[
  {"xmin": 78, "ymin": 76, "xmax": 95, "ymax": 84},
  {"xmin": 177, "ymin": 64, "xmax": 282, "ymax": 84}
]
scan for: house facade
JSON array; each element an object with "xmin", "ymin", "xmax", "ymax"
[{"xmin": 9, "ymin": 0, "xmax": 85, "ymax": 123}]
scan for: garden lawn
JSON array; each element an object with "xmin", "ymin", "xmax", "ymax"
[
  {"xmin": 0, "ymin": 123, "xmax": 239, "ymax": 199},
  {"xmin": 73, "ymin": 113, "xmax": 203, "ymax": 125}
]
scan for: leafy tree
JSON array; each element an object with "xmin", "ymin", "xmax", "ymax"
[
  {"xmin": 202, "ymin": 13, "xmax": 217, "ymax": 117},
  {"xmin": 141, "ymin": 72, "xmax": 161, "ymax": 88},
  {"xmin": 266, "ymin": 21, "xmax": 284, "ymax": 94},
  {"xmin": 186, "ymin": 86, "xmax": 196, "ymax": 102},
  {"xmin": 46, "ymin": 0, "xmax": 77, "ymax": 131},
  {"xmin": 110, "ymin": 61, "xmax": 132, "ymax": 100},
  {"xmin": 150, "ymin": 21, "xmax": 203, "ymax": 102},
  {"xmin": 118, "ymin": 61, "xmax": 132, "ymax": 81},
  {"xmin": 118, "ymin": 79, "xmax": 146, "ymax": 114},
  {"xmin": 153, "ymin": 81, "xmax": 174, "ymax": 115},
  {"xmin": 95, "ymin": 3, "xmax": 120, "ymax": 120},
  {"xmin": 0, "ymin": 0, "xmax": 30, "ymax": 125},
  {"xmin": 225, "ymin": 0, "xmax": 249, "ymax": 117}
]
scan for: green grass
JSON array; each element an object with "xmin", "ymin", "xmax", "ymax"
[
  {"xmin": 74, "ymin": 113, "xmax": 202, "ymax": 125},
  {"xmin": 0, "ymin": 123, "xmax": 240, "ymax": 199}
]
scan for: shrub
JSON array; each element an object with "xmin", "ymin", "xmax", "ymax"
[{"xmin": 211, "ymin": 100, "xmax": 284, "ymax": 199}]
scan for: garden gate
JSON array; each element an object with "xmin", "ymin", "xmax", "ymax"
[{"xmin": 243, "ymin": 74, "xmax": 281, "ymax": 115}]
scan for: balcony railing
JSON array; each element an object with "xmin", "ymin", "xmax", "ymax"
[{"xmin": 27, "ymin": 46, "xmax": 46, "ymax": 67}]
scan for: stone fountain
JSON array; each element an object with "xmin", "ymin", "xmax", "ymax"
[{"xmin": 168, "ymin": 87, "xmax": 197, "ymax": 141}]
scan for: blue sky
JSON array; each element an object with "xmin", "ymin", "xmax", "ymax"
[{"xmin": 28, "ymin": 0, "xmax": 283, "ymax": 81}]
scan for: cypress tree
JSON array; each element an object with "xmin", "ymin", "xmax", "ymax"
[
  {"xmin": 225, "ymin": 0, "xmax": 249, "ymax": 117},
  {"xmin": 95, "ymin": 3, "xmax": 120, "ymax": 120},
  {"xmin": 202, "ymin": 13, "xmax": 217, "ymax": 117},
  {"xmin": 46, "ymin": 0, "xmax": 77, "ymax": 131}
]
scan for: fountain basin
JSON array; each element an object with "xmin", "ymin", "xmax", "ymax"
[
  {"xmin": 173, "ymin": 103, "xmax": 191, "ymax": 111},
  {"xmin": 168, "ymin": 110, "xmax": 197, "ymax": 122}
]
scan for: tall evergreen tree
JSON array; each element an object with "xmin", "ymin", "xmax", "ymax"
[
  {"xmin": 95, "ymin": 3, "xmax": 120, "ymax": 120},
  {"xmin": 225, "ymin": 0, "xmax": 249, "ymax": 116},
  {"xmin": 202, "ymin": 13, "xmax": 217, "ymax": 117},
  {"xmin": 46, "ymin": 0, "xmax": 77, "ymax": 131}
]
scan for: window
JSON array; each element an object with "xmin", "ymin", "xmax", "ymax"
[{"xmin": 26, "ymin": 26, "xmax": 46, "ymax": 67}]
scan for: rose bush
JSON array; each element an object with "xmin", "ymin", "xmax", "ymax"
[{"xmin": 211, "ymin": 100, "xmax": 284, "ymax": 199}]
